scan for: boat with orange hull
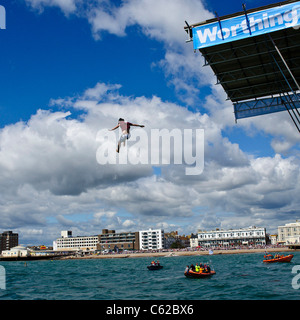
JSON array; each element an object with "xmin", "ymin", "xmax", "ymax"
[
  {"xmin": 184, "ymin": 270, "xmax": 216, "ymax": 278},
  {"xmin": 263, "ymin": 254, "xmax": 294, "ymax": 263}
]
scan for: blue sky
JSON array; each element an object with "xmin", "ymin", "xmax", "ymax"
[
  {"xmin": 1, "ymin": 0, "xmax": 172, "ymax": 126},
  {"xmin": 0, "ymin": 0, "xmax": 300, "ymax": 246}
]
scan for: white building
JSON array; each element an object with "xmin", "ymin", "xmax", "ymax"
[
  {"xmin": 278, "ymin": 220, "xmax": 300, "ymax": 245},
  {"xmin": 190, "ymin": 234, "xmax": 199, "ymax": 248},
  {"xmin": 1, "ymin": 246, "xmax": 30, "ymax": 257},
  {"xmin": 139, "ymin": 228, "xmax": 165, "ymax": 250},
  {"xmin": 53, "ymin": 231, "xmax": 99, "ymax": 251},
  {"xmin": 269, "ymin": 234, "xmax": 278, "ymax": 245},
  {"xmin": 197, "ymin": 226, "xmax": 267, "ymax": 247}
]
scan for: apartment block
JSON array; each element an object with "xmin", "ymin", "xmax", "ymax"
[
  {"xmin": 0, "ymin": 231, "xmax": 18, "ymax": 254},
  {"xmin": 139, "ymin": 228, "xmax": 165, "ymax": 250},
  {"xmin": 97, "ymin": 229, "xmax": 139, "ymax": 251}
]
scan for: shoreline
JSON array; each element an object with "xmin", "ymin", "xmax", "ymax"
[{"xmin": 60, "ymin": 247, "xmax": 294, "ymax": 260}]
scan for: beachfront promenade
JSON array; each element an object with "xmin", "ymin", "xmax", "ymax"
[{"xmin": 62, "ymin": 246, "xmax": 293, "ymax": 260}]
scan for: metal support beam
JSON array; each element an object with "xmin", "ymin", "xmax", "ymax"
[
  {"xmin": 233, "ymin": 93, "xmax": 300, "ymax": 120},
  {"xmin": 269, "ymin": 34, "xmax": 300, "ymax": 92}
]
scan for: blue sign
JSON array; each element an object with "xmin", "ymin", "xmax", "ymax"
[{"xmin": 193, "ymin": 1, "xmax": 300, "ymax": 49}]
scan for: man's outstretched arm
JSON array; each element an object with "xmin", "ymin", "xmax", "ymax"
[{"xmin": 109, "ymin": 124, "xmax": 120, "ymax": 131}]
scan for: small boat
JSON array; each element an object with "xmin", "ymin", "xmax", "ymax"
[
  {"xmin": 184, "ymin": 270, "xmax": 216, "ymax": 278},
  {"xmin": 147, "ymin": 265, "xmax": 163, "ymax": 270},
  {"xmin": 263, "ymin": 254, "xmax": 294, "ymax": 263}
]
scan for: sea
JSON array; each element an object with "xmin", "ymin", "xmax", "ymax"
[{"xmin": 0, "ymin": 251, "xmax": 299, "ymax": 301}]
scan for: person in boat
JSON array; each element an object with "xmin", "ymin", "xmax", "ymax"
[
  {"xmin": 185, "ymin": 265, "xmax": 189, "ymax": 274},
  {"xmin": 264, "ymin": 254, "xmax": 273, "ymax": 259},
  {"xmin": 199, "ymin": 263, "xmax": 204, "ymax": 273},
  {"xmin": 156, "ymin": 260, "xmax": 160, "ymax": 266},
  {"xmin": 195, "ymin": 263, "xmax": 200, "ymax": 272},
  {"xmin": 190, "ymin": 264, "xmax": 195, "ymax": 271},
  {"xmin": 151, "ymin": 261, "xmax": 155, "ymax": 265},
  {"xmin": 203, "ymin": 264, "xmax": 211, "ymax": 273}
]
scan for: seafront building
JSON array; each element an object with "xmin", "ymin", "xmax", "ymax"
[
  {"xmin": 269, "ymin": 234, "xmax": 278, "ymax": 245},
  {"xmin": 97, "ymin": 229, "xmax": 139, "ymax": 251},
  {"xmin": 278, "ymin": 220, "xmax": 300, "ymax": 245},
  {"xmin": 53, "ymin": 229, "xmax": 141, "ymax": 252},
  {"xmin": 190, "ymin": 234, "xmax": 198, "ymax": 247},
  {"xmin": 139, "ymin": 228, "xmax": 165, "ymax": 250},
  {"xmin": 53, "ymin": 231, "xmax": 98, "ymax": 252},
  {"xmin": 1, "ymin": 246, "xmax": 30, "ymax": 257},
  {"xmin": 0, "ymin": 231, "xmax": 18, "ymax": 253},
  {"xmin": 194, "ymin": 226, "xmax": 267, "ymax": 248}
]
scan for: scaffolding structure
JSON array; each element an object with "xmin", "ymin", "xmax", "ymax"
[{"xmin": 185, "ymin": 0, "xmax": 300, "ymax": 132}]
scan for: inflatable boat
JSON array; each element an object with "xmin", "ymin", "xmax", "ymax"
[
  {"xmin": 263, "ymin": 254, "xmax": 293, "ymax": 263},
  {"xmin": 147, "ymin": 265, "xmax": 163, "ymax": 270},
  {"xmin": 184, "ymin": 270, "xmax": 216, "ymax": 278}
]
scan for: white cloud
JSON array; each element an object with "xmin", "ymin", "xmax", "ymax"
[
  {"xmin": 122, "ymin": 219, "xmax": 135, "ymax": 228},
  {"xmin": 1, "ymin": 82, "xmax": 300, "ymax": 243},
  {"xmin": 83, "ymin": 0, "xmax": 212, "ymax": 43},
  {"xmin": 25, "ymin": 0, "xmax": 79, "ymax": 14}
]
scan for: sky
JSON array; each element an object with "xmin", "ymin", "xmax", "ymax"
[{"xmin": 0, "ymin": 0, "xmax": 300, "ymax": 246}]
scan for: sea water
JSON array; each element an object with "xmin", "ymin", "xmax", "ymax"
[{"xmin": 0, "ymin": 251, "xmax": 299, "ymax": 300}]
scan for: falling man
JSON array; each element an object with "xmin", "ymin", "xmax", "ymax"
[{"xmin": 109, "ymin": 118, "xmax": 145, "ymax": 153}]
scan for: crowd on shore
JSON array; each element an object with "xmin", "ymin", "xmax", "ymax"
[
  {"xmin": 97, "ymin": 244, "xmax": 287, "ymax": 256},
  {"xmin": 64, "ymin": 244, "xmax": 292, "ymax": 260}
]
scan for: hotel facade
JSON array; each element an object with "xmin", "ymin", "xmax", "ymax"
[
  {"xmin": 278, "ymin": 220, "xmax": 300, "ymax": 245},
  {"xmin": 194, "ymin": 226, "xmax": 267, "ymax": 247},
  {"xmin": 53, "ymin": 231, "xmax": 99, "ymax": 251}
]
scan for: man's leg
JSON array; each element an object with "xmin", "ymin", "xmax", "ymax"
[{"xmin": 117, "ymin": 140, "xmax": 121, "ymax": 153}]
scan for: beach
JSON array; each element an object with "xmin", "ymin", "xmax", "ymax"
[{"xmin": 61, "ymin": 246, "xmax": 294, "ymax": 260}]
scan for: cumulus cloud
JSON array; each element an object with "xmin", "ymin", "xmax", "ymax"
[
  {"xmin": 1, "ymin": 82, "xmax": 300, "ymax": 245},
  {"xmin": 25, "ymin": 0, "xmax": 212, "ymax": 42},
  {"xmin": 25, "ymin": 0, "xmax": 80, "ymax": 14}
]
